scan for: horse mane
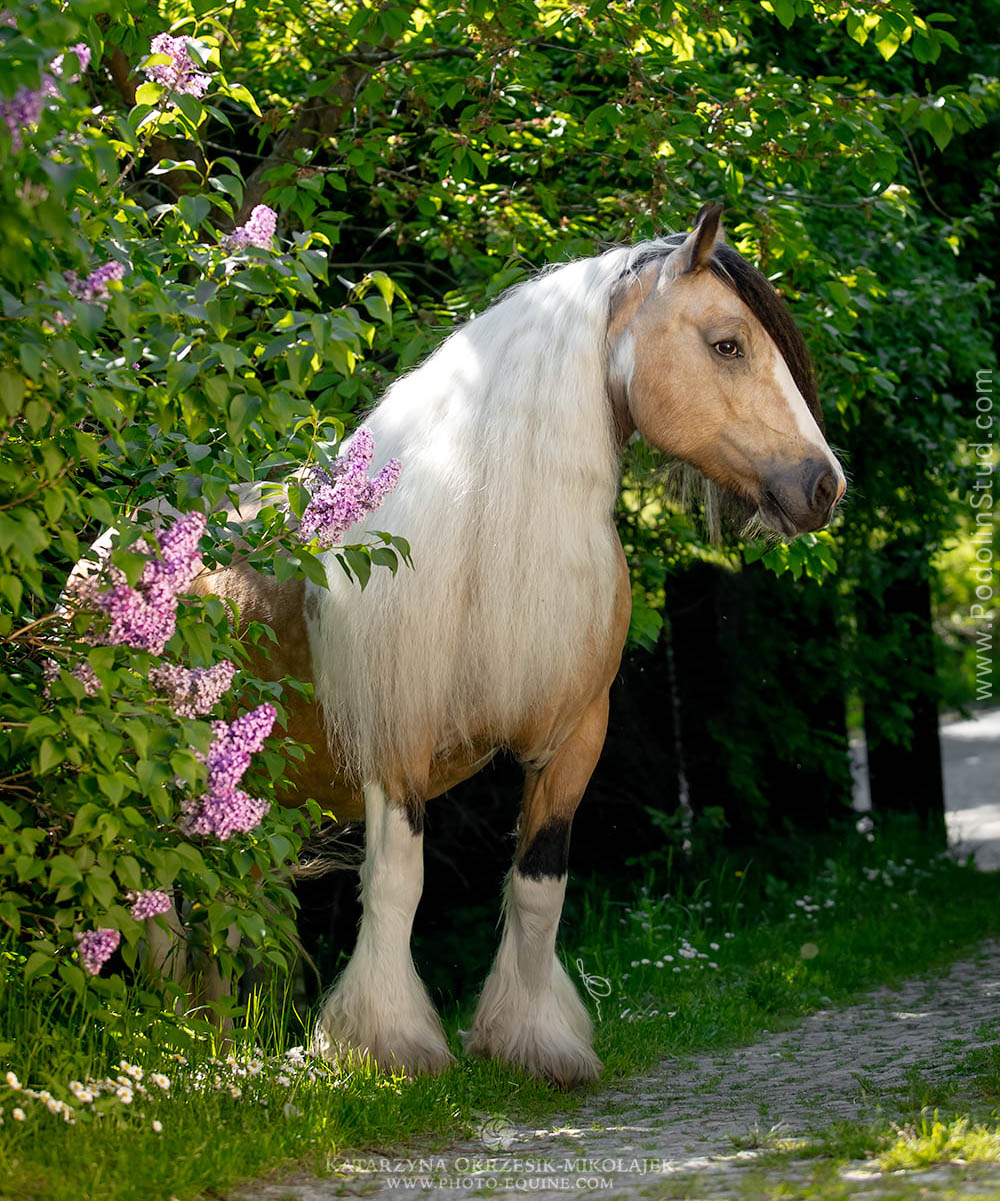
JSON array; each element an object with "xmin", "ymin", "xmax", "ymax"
[
  {"xmin": 307, "ymin": 247, "xmax": 639, "ymax": 788},
  {"xmin": 305, "ymin": 236, "xmax": 821, "ymax": 785}
]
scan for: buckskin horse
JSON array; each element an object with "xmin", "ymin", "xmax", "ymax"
[{"xmin": 166, "ymin": 204, "xmax": 845, "ymax": 1086}]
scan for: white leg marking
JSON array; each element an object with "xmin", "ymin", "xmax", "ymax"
[
  {"xmin": 313, "ymin": 784, "xmax": 453, "ymax": 1074},
  {"xmin": 464, "ymin": 871, "xmax": 601, "ymax": 1087}
]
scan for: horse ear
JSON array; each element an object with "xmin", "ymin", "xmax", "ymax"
[{"xmin": 682, "ymin": 203, "xmax": 724, "ymax": 273}]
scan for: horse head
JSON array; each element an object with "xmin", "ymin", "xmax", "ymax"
[{"xmin": 608, "ymin": 204, "xmax": 845, "ymax": 536}]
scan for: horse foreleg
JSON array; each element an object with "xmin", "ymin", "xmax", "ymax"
[
  {"xmin": 464, "ymin": 694, "xmax": 608, "ymax": 1088},
  {"xmin": 313, "ymin": 782, "xmax": 454, "ymax": 1075}
]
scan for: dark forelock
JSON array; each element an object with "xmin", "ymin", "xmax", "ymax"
[
  {"xmin": 709, "ymin": 242, "xmax": 822, "ymax": 431},
  {"xmin": 621, "ymin": 236, "xmax": 823, "ymax": 431}
]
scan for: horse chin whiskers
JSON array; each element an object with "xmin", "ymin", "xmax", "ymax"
[
  {"xmin": 740, "ymin": 510, "xmax": 782, "ymax": 545},
  {"xmin": 642, "ymin": 455, "xmax": 758, "ymax": 543}
]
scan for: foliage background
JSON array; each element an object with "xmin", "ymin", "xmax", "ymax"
[{"xmin": 0, "ymin": 0, "xmax": 997, "ymax": 1009}]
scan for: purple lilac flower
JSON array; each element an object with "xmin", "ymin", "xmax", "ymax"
[
  {"xmin": 65, "ymin": 260, "xmax": 128, "ymax": 302},
  {"xmin": 228, "ymin": 205, "xmax": 277, "ymax": 250},
  {"xmin": 41, "ymin": 657, "xmax": 100, "ymax": 697},
  {"xmin": 50, "ymin": 43, "xmax": 91, "ymax": 80},
  {"xmin": 148, "ymin": 660, "xmax": 236, "ymax": 717},
  {"xmin": 75, "ymin": 928, "xmax": 120, "ymax": 975},
  {"xmin": 1, "ymin": 86, "xmax": 45, "ymax": 151},
  {"xmin": 127, "ymin": 890, "xmax": 173, "ymax": 921},
  {"xmin": 299, "ymin": 428, "xmax": 401, "ymax": 549},
  {"xmin": 145, "ymin": 33, "xmax": 211, "ymax": 98},
  {"xmin": 179, "ymin": 703, "xmax": 276, "ymax": 841},
  {"xmin": 71, "ymin": 512, "xmax": 206, "ymax": 656},
  {"xmin": 1, "ymin": 42, "xmax": 90, "ymax": 150},
  {"xmin": 150, "ymin": 512, "xmax": 205, "ymax": 593},
  {"xmin": 180, "ymin": 787, "xmax": 271, "ymax": 842}
]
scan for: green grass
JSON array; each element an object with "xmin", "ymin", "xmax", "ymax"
[{"xmin": 2, "ymin": 832, "xmax": 1000, "ymax": 1201}]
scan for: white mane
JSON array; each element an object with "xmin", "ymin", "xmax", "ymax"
[{"xmin": 306, "ymin": 243, "xmax": 667, "ymax": 787}]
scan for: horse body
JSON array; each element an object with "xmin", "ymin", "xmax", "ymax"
[{"xmin": 177, "ymin": 206, "xmax": 844, "ymax": 1086}]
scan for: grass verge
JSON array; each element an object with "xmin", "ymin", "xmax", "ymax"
[{"xmin": 2, "ymin": 830, "xmax": 999, "ymax": 1201}]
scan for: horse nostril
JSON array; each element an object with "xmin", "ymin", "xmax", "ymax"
[{"xmin": 810, "ymin": 467, "xmax": 839, "ymax": 513}]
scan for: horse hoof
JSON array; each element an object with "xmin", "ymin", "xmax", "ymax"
[
  {"xmin": 463, "ymin": 1026, "xmax": 602, "ymax": 1089},
  {"xmin": 312, "ymin": 1023, "xmax": 455, "ymax": 1078}
]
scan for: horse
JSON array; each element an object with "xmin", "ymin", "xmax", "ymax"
[{"xmin": 171, "ymin": 204, "xmax": 846, "ymax": 1086}]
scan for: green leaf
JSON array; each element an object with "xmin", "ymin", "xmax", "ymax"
[
  {"xmin": 343, "ymin": 547, "xmax": 371, "ymax": 589},
  {"xmin": 178, "ymin": 194, "xmax": 211, "ymax": 229},
  {"xmin": 371, "ymin": 547, "xmax": 398, "ymax": 574},
  {"xmin": 300, "ymin": 249, "xmax": 329, "ymax": 282},
  {"xmin": 38, "ymin": 737, "xmax": 64, "ymax": 774},
  {"xmin": 920, "ymin": 106, "xmax": 953, "ymax": 151},
  {"xmin": 296, "ymin": 550, "xmax": 330, "ymax": 588},
  {"xmin": 49, "ymin": 854, "xmax": 84, "ymax": 889},
  {"xmin": 25, "ymin": 951, "xmax": 55, "ymax": 981},
  {"xmin": 223, "ymin": 82, "xmax": 261, "ymax": 116},
  {"xmin": 770, "ymin": 0, "xmax": 796, "ymax": 28},
  {"xmin": 227, "ymin": 393, "xmax": 261, "ymax": 439},
  {"xmin": 0, "ymin": 370, "xmax": 25, "ymax": 417},
  {"xmin": 175, "ymin": 92, "xmax": 205, "ymax": 128},
  {"xmin": 70, "ymin": 803, "xmax": 104, "ymax": 838},
  {"xmin": 86, "ymin": 869, "xmax": 117, "ymax": 908},
  {"xmin": 134, "ymin": 81, "xmax": 164, "ymax": 107}
]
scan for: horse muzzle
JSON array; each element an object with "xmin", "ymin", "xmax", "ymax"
[{"xmin": 758, "ymin": 457, "xmax": 846, "ymax": 536}]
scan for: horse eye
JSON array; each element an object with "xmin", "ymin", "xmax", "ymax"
[{"xmin": 713, "ymin": 340, "xmax": 742, "ymax": 358}]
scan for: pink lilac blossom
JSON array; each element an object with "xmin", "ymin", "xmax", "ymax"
[
  {"xmin": 41, "ymin": 657, "xmax": 100, "ymax": 697},
  {"xmin": 227, "ymin": 205, "xmax": 277, "ymax": 250},
  {"xmin": 145, "ymin": 33, "xmax": 211, "ymax": 98},
  {"xmin": 127, "ymin": 890, "xmax": 173, "ymax": 921},
  {"xmin": 65, "ymin": 259, "xmax": 128, "ymax": 302},
  {"xmin": 180, "ymin": 787, "xmax": 270, "ymax": 842},
  {"xmin": 148, "ymin": 660, "xmax": 236, "ymax": 717},
  {"xmin": 75, "ymin": 928, "xmax": 120, "ymax": 975},
  {"xmin": 71, "ymin": 512, "xmax": 206, "ymax": 656},
  {"xmin": 50, "ymin": 43, "xmax": 91, "ymax": 80},
  {"xmin": 1, "ymin": 42, "xmax": 90, "ymax": 150},
  {"xmin": 179, "ymin": 703, "xmax": 276, "ymax": 840},
  {"xmin": 299, "ymin": 428, "xmax": 401, "ymax": 549}
]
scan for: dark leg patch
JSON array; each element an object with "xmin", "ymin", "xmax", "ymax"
[
  {"xmin": 401, "ymin": 795, "xmax": 424, "ymax": 837},
  {"xmin": 517, "ymin": 818, "xmax": 571, "ymax": 880}
]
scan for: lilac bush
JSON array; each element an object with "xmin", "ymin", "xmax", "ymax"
[
  {"xmin": 0, "ymin": 9, "xmax": 405, "ymax": 1015},
  {"xmin": 126, "ymin": 891, "xmax": 173, "ymax": 921},
  {"xmin": 0, "ymin": 41, "xmax": 89, "ymax": 149},
  {"xmin": 70, "ymin": 512, "xmax": 205, "ymax": 655},
  {"xmin": 65, "ymin": 260, "xmax": 128, "ymax": 302},
  {"xmin": 41, "ymin": 658, "xmax": 100, "ymax": 697}
]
